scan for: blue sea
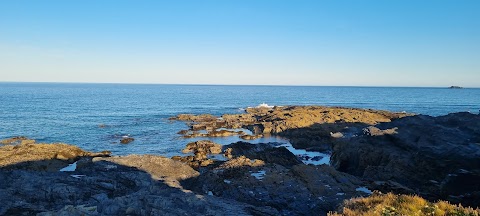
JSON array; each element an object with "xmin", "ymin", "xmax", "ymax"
[{"xmin": 1, "ymin": 82, "xmax": 479, "ymax": 156}]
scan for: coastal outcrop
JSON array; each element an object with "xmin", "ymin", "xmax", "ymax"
[
  {"xmin": 0, "ymin": 139, "xmax": 267, "ymax": 215},
  {"xmin": 181, "ymin": 141, "xmax": 369, "ymax": 215},
  {"xmin": 172, "ymin": 140, "xmax": 223, "ymax": 168},
  {"xmin": 223, "ymin": 141, "xmax": 302, "ymax": 167},
  {"xmin": 3, "ymin": 105, "xmax": 480, "ymax": 215},
  {"xmin": 0, "ymin": 136, "xmax": 36, "ymax": 145},
  {"xmin": 171, "ymin": 106, "xmax": 411, "ymax": 151},
  {"xmin": 331, "ymin": 112, "xmax": 480, "ymax": 207},
  {"xmin": 0, "ymin": 142, "xmax": 110, "ymax": 171},
  {"xmin": 173, "ymin": 106, "xmax": 480, "ymax": 211}
]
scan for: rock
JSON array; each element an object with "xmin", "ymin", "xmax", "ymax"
[
  {"xmin": 173, "ymin": 106, "xmax": 411, "ymax": 151},
  {"xmin": 173, "ymin": 141, "xmax": 224, "ymax": 169},
  {"xmin": 0, "ymin": 142, "xmax": 261, "ymax": 215},
  {"xmin": 120, "ymin": 137, "xmax": 134, "ymax": 144},
  {"xmin": 182, "ymin": 162, "xmax": 366, "ymax": 215},
  {"xmin": 362, "ymin": 126, "xmax": 398, "ymax": 136},
  {"xmin": 0, "ymin": 136, "xmax": 35, "ymax": 145},
  {"xmin": 216, "ymin": 156, "xmax": 265, "ymax": 169},
  {"xmin": 449, "ymin": 86, "xmax": 463, "ymax": 89},
  {"xmin": 93, "ymin": 155, "xmax": 199, "ymax": 184},
  {"xmin": 240, "ymin": 134, "xmax": 263, "ymax": 140},
  {"xmin": 0, "ymin": 141, "xmax": 110, "ymax": 171},
  {"xmin": 223, "ymin": 142, "xmax": 302, "ymax": 167},
  {"xmin": 182, "ymin": 130, "xmax": 246, "ymax": 138},
  {"xmin": 224, "ymin": 148, "xmax": 233, "ymax": 159},
  {"xmin": 330, "ymin": 132, "xmax": 344, "ymax": 138},
  {"xmin": 37, "ymin": 205, "xmax": 98, "ymax": 216},
  {"xmin": 170, "ymin": 114, "xmax": 217, "ymax": 122},
  {"xmin": 331, "ymin": 112, "xmax": 480, "ymax": 207},
  {"xmin": 182, "ymin": 140, "xmax": 222, "ymax": 155}
]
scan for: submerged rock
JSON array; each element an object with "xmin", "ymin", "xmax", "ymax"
[
  {"xmin": 120, "ymin": 137, "xmax": 134, "ymax": 144},
  {"xmin": 240, "ymin": 134, "xmax": 263, "ymax": 140}
]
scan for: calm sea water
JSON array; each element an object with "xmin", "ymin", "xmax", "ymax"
[{"xmin": 1, "ymin": 82, "xmax": 479, "ymax": 156}]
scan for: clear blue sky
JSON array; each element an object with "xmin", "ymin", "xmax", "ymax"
[{"xmin": 0, "ymin": 0, "xmax": 479, "ymax": 87}]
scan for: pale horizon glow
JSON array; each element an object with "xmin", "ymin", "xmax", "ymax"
[{"xmin": 0, "ymin": 1, "xmax": 479, "ymax": 87}]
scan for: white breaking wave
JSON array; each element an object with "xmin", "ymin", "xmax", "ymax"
[{"xmin": 246, "ymin": 103, "xmax": 275, "ymax": 109}]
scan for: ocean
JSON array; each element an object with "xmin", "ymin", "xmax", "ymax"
[{"xmin": 1, "ymin": 82, "xmax": 479, "ymax": 156}]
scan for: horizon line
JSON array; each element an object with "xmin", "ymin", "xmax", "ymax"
[{"xmin": 0, "ymin": 81, "xmax": 478, "ymax": 89}]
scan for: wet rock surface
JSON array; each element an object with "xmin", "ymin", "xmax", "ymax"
[{"xmin": 331, "ymin": 112, "xmax": 480, "ymax": 207}]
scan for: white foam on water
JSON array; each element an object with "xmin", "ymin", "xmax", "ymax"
[
  {"xmin": 256, "ymin": 103, "xmax": 274, "ymax": 109},
  {"xmin": 251, "ymin": 170, "xmax": 266, "ymax": 180},
  {"xmin": 277, "ymin": 143, "xmax": 331, "ymax": 165},
  {"xmin": 247, "ymin": 103, "xmax": 275, "ymax": 109},
  {"xmin": 356, "ymin": 187, "xmax": 373, "ymax": 194},
  {"xmin": 60, "ymin": 162, "xmax": 77, "ymax": 172}
]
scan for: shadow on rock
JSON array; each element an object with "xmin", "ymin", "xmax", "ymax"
[
  {"xmin": 331, "ymin": 112, "xmax": 480, "ymax": 207},
  {"xmin": 0, "ymin": 143, "xmax": 272, "ymax": 215},
  {"xmin": 180, "ymin": 142, "xmax": 370, "ymax": 215}
]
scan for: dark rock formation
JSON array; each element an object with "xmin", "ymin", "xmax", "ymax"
[
  {"xmin": 183, "ymin": 158, "xmax": 366, "ymax": 215},
  {"xmin": 172, "ymin": 140, "xmax": 223, "ymax": 168},
  {"xmin": 223, "ymin": 142, "xmax": 302, "ymax": 167},
  {"xmin": 0, "ymin": 142, "xmax": 110, "ymax": 171},
  {"xmin": 331, "ymin": 112, "xmax": 480, "ymax": 207},
  {"xmin": 449, "ymin": 86, "xmax": 463, "ymax": 89},
  {"xmin": 0, "ymin": 140, "xmax": 275, "ymax": 215},
  {"xmin": 120, "ymin": 137, "xmax": 134, "ymax": 144}
]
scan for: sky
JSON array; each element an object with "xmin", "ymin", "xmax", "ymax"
[{"xmin": 0, "ymin": 0, "xmax": 479, "ymax": 87}]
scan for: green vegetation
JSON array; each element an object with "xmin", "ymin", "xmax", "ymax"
[{"xmin": 329, "ymin": 192, "xmax": 480, "ymax": 216}]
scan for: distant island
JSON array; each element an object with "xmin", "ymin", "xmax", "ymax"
[{"xmin": 449, "ymin": 86, "xmax": 463, "ymax": 89}]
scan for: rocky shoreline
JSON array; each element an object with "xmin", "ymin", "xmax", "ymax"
[{"xmin": 1, "ymin": 106, "xmax": 479, "ymax": 215}]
